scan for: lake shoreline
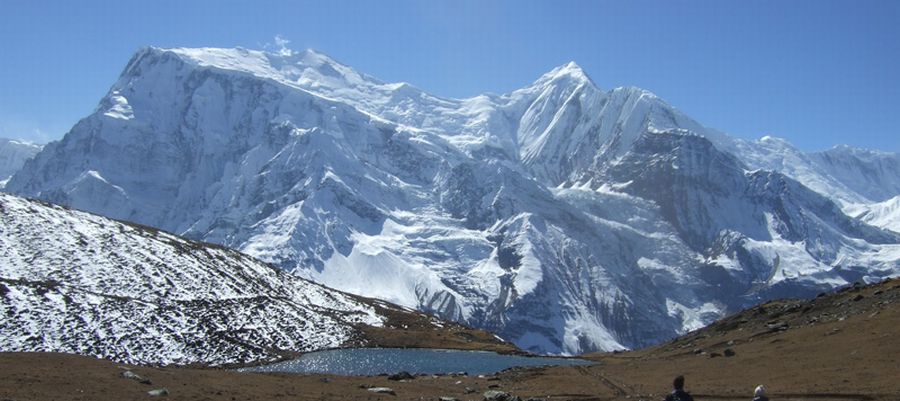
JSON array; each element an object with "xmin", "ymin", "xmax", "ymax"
[{"xmin": 237, "ymin": 347, "xmax": 594, "ymax": 376}]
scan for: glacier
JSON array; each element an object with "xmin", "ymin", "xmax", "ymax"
[{"xmin": 6, "ymin": 46, "xmax": 900, "ymax": 355}]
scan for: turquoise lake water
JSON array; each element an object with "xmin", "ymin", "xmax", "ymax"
[{"xmin": 239, "ymin": 348, "xmax": 593, "ymax": 376}]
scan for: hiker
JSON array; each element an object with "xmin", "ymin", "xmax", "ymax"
[
  {"xmin": 752, "ymin": 385, "xmax": 769, "ymax": 401},
  {"xmin": 664, "ymin": 375, "xmax": 694, "ymax": 401}
]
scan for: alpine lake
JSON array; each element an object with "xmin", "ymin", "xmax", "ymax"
[{"xmin": 238, "ymin": 348, "xmax": 593, "ymax": 376}]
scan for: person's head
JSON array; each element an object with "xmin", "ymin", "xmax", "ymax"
[
  {"xmin": 755, "ymin": 385, "xmax": 766, "ymax": 397},
  {"xmin": 673, "ymin": 375, "xmax": 685, "ymax": 390}
]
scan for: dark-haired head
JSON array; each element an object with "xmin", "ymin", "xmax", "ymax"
[{"xmin": 673, "ymin": 375, "xmax": 685, "ymax": 390}]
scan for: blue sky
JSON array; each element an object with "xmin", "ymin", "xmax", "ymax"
[{"xmin": 1, "ymin": 0, "xmax": 898, "ymax": 151}]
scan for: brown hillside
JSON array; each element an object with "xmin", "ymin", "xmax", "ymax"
[{"xmin": 1, "ymin": 278, "xmax": 898, "ymax": 401}]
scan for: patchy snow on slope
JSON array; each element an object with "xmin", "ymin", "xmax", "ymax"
[{"xmin": 0, "ymin": 193, "xmax": 383, "ymax": 366}]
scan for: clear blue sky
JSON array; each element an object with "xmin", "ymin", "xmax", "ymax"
[{"xmin": 1, "ymin": 0, "xmax": 898, "ymax": 152}]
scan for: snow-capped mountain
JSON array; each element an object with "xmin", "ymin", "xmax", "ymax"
[
  {"xmin": 0, "ymin": 192, "xmax": 390, "ymax": 365},
  {"xmin": 728, "ymin": 136, "xmax": 900, "ymax": 206},
  {"xmin": 0, "ymin": 138, "xmax": 41, "ymax": 188},
  {"xmin": 810, "ymin": 145, "xmax": 900, "ymax": 204},
  {"xmin": 7, "ymin": 47, "xmax": 900, "ymax": 355}
]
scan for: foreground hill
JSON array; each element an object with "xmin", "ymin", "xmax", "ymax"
[
  {"xmin": 7, "ymin": 46, "xmax": 900, "ymax": 354},
  {"xmin": 0, "ymin": 193, "xmax": 513, "ymax": 366},
  {"xmin": 1, "ymin": 277, "xmax": 897, "ymax": 400},
  {"xmin": 581, "ymin": 276, "xmax": 900, "ymax": 400}
]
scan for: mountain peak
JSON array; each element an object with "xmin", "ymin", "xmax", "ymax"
[
  {"xmin": 559, "ymin": 60, "xmax": 584, "ymax": 73},
  {"xmin": 532, "ymin": 61, "xmax": 597, "ymax": 90},
  {"xmin": 124, "ymin": 46, "xmax": 380, "ymax": 97},
  {"xmin": 758, "ymin": 135, "xmax": 794, "ymax": 147}
]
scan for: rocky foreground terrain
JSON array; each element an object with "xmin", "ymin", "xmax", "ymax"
[{"xmin": 1, "ymin": 277, "xmax": 897, "ymax": 401}]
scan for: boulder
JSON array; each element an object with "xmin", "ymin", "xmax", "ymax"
[
  {"xmin": 767, "ymin": 322, "xmax": 789, "ymax": 332},
  {"xmin": 368, "ymin": 387, "xmax": 396, "ymax": 395},
  {"xmin": 121, "ymin": 370, "xmax": 151, "ymax": 385},
  {"xmin": 388, "ymin": 371, "xmax": 415, "ymax": 381},
  {"xmin": 483, "ymin": 390, "xmax": 521, "ymax": 401}
]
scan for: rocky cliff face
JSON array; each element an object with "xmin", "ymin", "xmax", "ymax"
[{"xmin": 7, "ymin": 47, "xmax": 900, "ymax": 354}]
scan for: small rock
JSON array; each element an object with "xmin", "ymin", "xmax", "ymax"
[
  {"xmin": 388, "ymin": 371, "xmax": 414, "ymax": 381},
  {"xmin": 874, "ymin": 290, "xmax": 883, "ymax": 296},
  {"xmin": 692, "ymin": 348, "xmax": 703, "ymax": 354},
  {"xmin": 724, "ymin": 348, "xmax": 736, "ymax": 357},
  {"xmin": 852, "ymin": 294, "xmax": 865, "ymax": 302},
  {"xmin": 708, "ymin": 352, "xmax": 722, "ymax": 358},
  {"xmin": 767, "ymin": 322, "xmax": 789, "ymax": 332},
  {"xmin": 488, "ymin": 384, "xmax": 500, "ymax": 389},
  {"xmin": 526, "ymin": 398, "xmax": 546, "ymax": 401},
  {"xmin": 121, "ymin": 370, "xmax": 152, "ymax": 385},
  {"xmin": 367, "ymin": 387, "xmax": 396, "ymax": 395},
  {"xmin": 726, "ymin": 340, "xmax": 735, "ymax": 346},
  {"xmin": 147, "ymin": 388, "xmax": 169, "ymax": 397},
  {"xmin": 483, "ymin": 390, "xmax": 520, "ymax": 401},
  {"xmin": 440, "ymin": 397, "xmax": 461, "ymax": 401},
  {"xmin": 464, "ymin": 387, "xmax": 477, "ymax": 394}
]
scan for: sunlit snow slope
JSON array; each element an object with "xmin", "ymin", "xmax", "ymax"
[
  {"xmin": 7, "ymin": 47, "xmax": 900, "ymax": 354},
  {"xmin": 0, "ymin": 192, "xmax": 386, "ymax": 365},
  {"xmin": 846, "ymin": 196, "xmax": 900, "ymax": 234}
]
